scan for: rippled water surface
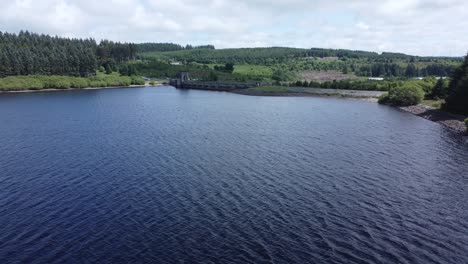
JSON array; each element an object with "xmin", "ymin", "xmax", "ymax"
[{"xmin": 1, "ymin": 86, "xmax": 467, "ymax": 264}]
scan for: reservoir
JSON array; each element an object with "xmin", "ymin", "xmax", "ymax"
[{"xmin": 0, "ymin": 86, "xmax": 467, "ymax": 263}]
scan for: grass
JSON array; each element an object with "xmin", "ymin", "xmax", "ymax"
[
  {"xmin": 233, "ymin": 64, "xmax": 273, "ymax": 77},
  {"xmin": 422, "ymin": 99, "xmax": 445, "ymax": 109},
  {"xmin": 204, "ymin": 64, "xmax": 274, "ymax": 78}
]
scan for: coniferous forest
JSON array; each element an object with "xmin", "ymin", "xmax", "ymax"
[
  {"xmin": 0, "ymin": 31, "xmax": 136, "ymax": 77},
  {"xmin": 444, "ymin": 53, "xmax": 468, "ymax": 114}
]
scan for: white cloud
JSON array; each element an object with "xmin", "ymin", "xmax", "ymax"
[
  {"xmin": 0, "ymin": 0, "xmax": 467, "ymax": 56},
  {"xmin": 356, "ymin": 22, "xmax": 370, "ymax": 31}
]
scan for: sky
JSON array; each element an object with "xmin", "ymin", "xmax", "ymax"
[{"xmin": 0, "ymin": 0, "xmax": 467, "ymax": 56}]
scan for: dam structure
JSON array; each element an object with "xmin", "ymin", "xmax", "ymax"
[{"xmin": 169, "ymin": 71, "xmax": 268, "ymax": 92}]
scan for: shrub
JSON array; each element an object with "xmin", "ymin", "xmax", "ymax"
[
  {"xmin": 0, "ymin": 76, "xmax": 45, "ymax": 91},
  {"xmin": 26, "ymin": 78, "xmax": 45, "ymax": 90},
  {"xmin": 0, "ymin": 74, "xmax": 143, "ymax": 91},
  {"xmin": 89, "ymin": 80, "xmax": 107, "ymax": 87},
  {"xmin": 131, "ymin": 76, "xmax": 145, "ymax": 85},
  {"xmin": 118, "ymin": 76, "xmax": 132, "ymax": 86},
  {"xmin": 41, "ymin": 76, "xmax": 72, "ymax": 89},
  {"xmin": 70, "ymin": 78, "xmax": 90, "ymax": 88},
  {"xmin": 443, "ymin": 77, "xmax": 468, "ymax": 115},
  {"xmin": 465, "ymin": 118, "xmax": 468, "ymax": 132},
  {"xmin": 378, "ymin": 84, "xmax": 424, "ymax": 106},
  {"xmin": 378, "ymin": 94, "xmax": 390, "ymax": 104}
]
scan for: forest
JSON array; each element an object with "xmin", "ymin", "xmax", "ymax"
[
  {"xmin": 137, "ymin": 47, "xmax": 461, "ymax": 78},
  {"xmin": 0, "ymin": 31, "xmax": 136, "ymax": 77},
  {"xmin": 443, "ymin": 53, "xmax": 468, "ymax": 114},
  {"xmin": 0, "ymin": 30, "xmax": 461, "ymax": 81},
  {"xmin": 135, "ymin": 43, "xmax": 215, "ymax": 52}
]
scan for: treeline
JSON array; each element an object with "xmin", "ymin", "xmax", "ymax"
[
  {"xmin": 97, "ymin": 40, "xmax": 136, "ymax": 63},
  {"xmin": 355, "ymin": 63, "xmax": 455, "ymax": 77},
  {"xmin": 289, "ymin": 77, "xmax": 440, "ymax": 93},
  {"xmin": 443, "ymin": 52, "xmax": 468, "ymax": 114},
  {"xmin": 139, "ymin": 46, "xmax": 461, "ymax": 65},
  {"xmin": 308, "ymin": 49, "xmax": 461, "ymax": 62},
  {"xmin": 138, "ymin": 47, "xmax": 325, "ymax": 64},
  {"xmin": 309, "ymin": 48, "xmax": 378, "ymax": 59},
  {"xmin": 293, "ymin": 58, "xmax": 456, "ymax": 77},
  {"xmin": 135, "ymin": 43, "xmax": 215, "ymax": 53},
  {"xmin": 139, "ymin": 47, "xmax": 460, "ymax": 77},
  {"xmin": 287, "ymin": 74, "xmax": 463, "ymax": 109},
  {"xmin": 0, "ymin": 31, "xmax": 136, "ymax": 77},
  {"xmin": 213, "ymin": 63, "xmax": 234, "ymax": 73},
  {"xmin": 141, "ymin": 47, "xmax": 387, "ymax": 63}
]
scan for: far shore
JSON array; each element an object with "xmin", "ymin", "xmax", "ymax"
[
  {"xmin": 2, "ymin": 83, "xmax": 466, "ymax": 136},
  {"xmin": 0, "ymin": 85, "xmax": 146, "ymax": 94},
  {"xmin": 231, "ymin": 91, "xmax": 380, "ymax": 102},
  {"xmin": 232, "ymin": 87, "xmax": 467, "ymax": 135},
  {"xmin": 231, "ymin": 87, "xmax": 385, "ymax": 102}
]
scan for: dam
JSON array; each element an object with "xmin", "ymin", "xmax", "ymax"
[{"xmin": 169, "ymin": 71, "xmax": 267, "ymax": 91}]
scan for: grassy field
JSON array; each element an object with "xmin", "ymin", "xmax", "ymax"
[
  {"xmin": 205, "ymin": 64, "xmax": 274, "ymax": 78},
  {"xmin": 233, "ymin": 65, "xmax": 273, "ymax": 77},
  {"xmin": 421, "ymin": 99, "xmax": 445, "ymax": 109}
]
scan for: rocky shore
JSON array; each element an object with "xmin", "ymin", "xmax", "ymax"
[
  {"xmin": 233, "ymin": 87, "xmax": 467, "ymax": 137},
  {"xmin": 400, "ymin": 105, "xmax": 467, "ymax": 134},
  {"xmin": 231, "ymin": 87, "xmax": 386, "ymax": 101}
]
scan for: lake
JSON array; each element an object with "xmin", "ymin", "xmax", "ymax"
[{"xmin": 0, "ymin": 86, "xmax": 467, "ymax": 263}]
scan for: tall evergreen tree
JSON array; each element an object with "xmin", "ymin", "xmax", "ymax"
[
  {"xmin": 0, "ymin": 31, "xmax": 136, "ymax": 77},
  {"xmin": 443, "ymin": 52, "xmax": 468, "ymax": 114},
  {"xmin": 405, "ymin": 63, "xmax": 417, "ymax": 77}
]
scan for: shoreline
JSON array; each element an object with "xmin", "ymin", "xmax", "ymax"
[
  {"xmin": 231, "ymin": 90, "xmax": 380, "ymax": 102},
  {"xmin": 2, "ymin": 84, "xmax": 466, "ymax": 136},
  {"xmin": 230, "ymin": 87, "xmax": 384, "ymax": 102},
  {"xmin": 399, "ymin": 105, "xmax": 467, "ymax": 135},
  {"xmin": 0, "ymin": 85, "xmax": 146, "ymax": 94},
  {"xmin": 231, "ymin": 88, "xmax": 467, "ymax": 135}
]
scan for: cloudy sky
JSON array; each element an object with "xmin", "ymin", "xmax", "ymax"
[{"xmin": 0, "ymin": 0, "xmax": 466, "ymax": 56}]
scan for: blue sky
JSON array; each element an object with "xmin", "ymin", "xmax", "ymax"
[{"xmin": 0, "ymin": 0, "xmax": 467, "ymax": 56}]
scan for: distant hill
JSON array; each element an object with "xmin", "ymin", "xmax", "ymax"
[{"xmin": 137, "ymin": 46, "xmax": 462, "ymax": 65}]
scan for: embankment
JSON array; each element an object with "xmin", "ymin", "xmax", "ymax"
[
  {"xmin": 232, "ymin": 86, "xmax": 386, "ymax": 101},
  {"xmin": 399, "ymin": 105, "xmax": 467, "ymax": 134}
]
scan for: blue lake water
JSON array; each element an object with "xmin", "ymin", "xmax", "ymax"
[{"xmin": 0, "ymin": 86, "xmax": 467, "ymax": 263}]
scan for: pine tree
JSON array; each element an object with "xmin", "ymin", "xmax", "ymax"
[
  {"xmin": 430, "ymin": 78, "xmax": 447, "ymax": 99},
  {"xmin": 443, "ymin": 52, "xmax": 468, "ymax": 114},
  {"xmin": 105, "ymin": 64, "xmax": 112, "ymax": 74},
  {"xmin": 405, "ymin": 64, "xmax": 417, "ymax": 77},
  {"xmin": 119, "ymin": 65, "xmax": 128, "ymax": 76}
]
